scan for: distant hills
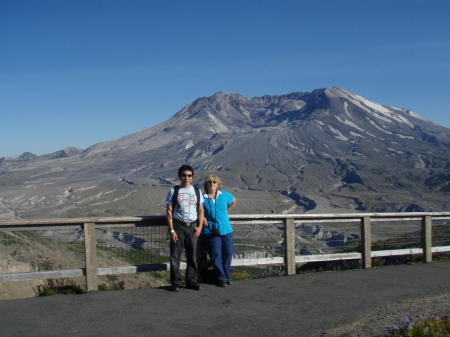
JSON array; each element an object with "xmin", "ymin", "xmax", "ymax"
[
  {"xmin": 0, "ymin": 147, "xmax": 83, "ymax": 167},
  {"xmin": 1, "ymin": 87, "xmax": 450, "ymax": 220}
]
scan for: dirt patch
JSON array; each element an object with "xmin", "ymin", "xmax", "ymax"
[{"xmin": 98, "ymin": 270, "xmax": 171, "ymax": 290}]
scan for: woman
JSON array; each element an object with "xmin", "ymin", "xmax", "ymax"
[{"xmin": 201, "ymin": 174, "xmax": 236, "ymax": 287}]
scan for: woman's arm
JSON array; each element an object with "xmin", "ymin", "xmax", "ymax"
[{"xmin": 228, "ymin": 198, "xmax": 236, "ymax": 212}]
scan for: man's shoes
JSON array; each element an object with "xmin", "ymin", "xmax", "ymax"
[
  {"xmin": 171, "ymin": 286, "xmax": 180, "ymax": 292},
  {"xmin": 186, "ymin": 284, "xmax": 202, "ymax": 290},
  {"xmin": 226, "ymin": 280, "xmax": 232, "ymax": 285},
  {"xmin": 217, "ymin": 281, "xmax": 227, "ymax": 287}
]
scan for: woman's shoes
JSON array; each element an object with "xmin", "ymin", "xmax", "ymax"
[
  {"xmin": 217, "ymin": 281, "xmax": 227, "ymax": 287},
  {"xmin": 226, "ymin": 280, "xmax": 232, "ymax": 285}
]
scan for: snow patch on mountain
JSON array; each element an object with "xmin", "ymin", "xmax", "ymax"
[
  {"xmin": 206, "ymin": 111, "xmax": 231, "ymax": 133},
  {"xmin": 360, "ymin": 101, "xmax": 414, "ymax": 127},
  {"xmin": 350, "ymin": 131, "xmax": 364, "ymax": 138},
  {"xmin": 315, "ymin": 120, "xmax": 325, "ymax": 126},
  {"xmin": 387, "ymin": 148, "xmax": 408, "ymax": 155},
  {"xmin": 332, "ymin": 87, "xmax": 415, "ymax": 127},
  {"xmin": 397, "ymin": 134, "xmax": 414, "ymax": 139},
  {"xmin": 369, "ymin": 120, "xmax": 393, "ymax": 134},
  {"xmin": 328, "ymin": 125, "xmax": 349, "ymax": 141},
  {"xmin": 185, "ymin": 140, "xmax": 194, "ymax": 149},
  {"xmin": 335, "ymin": 115, "xmax": 365, "ymax": 132},
  {"xmin": 406, "ymin": 110, "xmax": 429, "ymax": 122},
  {"xmin": 343, "ymin": 102, "xmax": 352, "ymax": 118}
]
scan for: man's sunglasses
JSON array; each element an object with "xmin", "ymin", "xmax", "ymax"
[{"xmin": 181, "ymin": 174, "xmax": 193, "ymax": 178}]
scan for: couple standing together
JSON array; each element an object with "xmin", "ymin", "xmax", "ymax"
[{"xmin": 165, "ymin": 164, "xmax": 236, "ymax": 292}]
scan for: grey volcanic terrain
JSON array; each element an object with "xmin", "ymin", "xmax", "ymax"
[{"xmin": 1, "ymin": 87, "xmax": 450, "ymax": 220}]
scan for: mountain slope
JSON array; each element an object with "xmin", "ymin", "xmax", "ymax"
[{"xmin": 1, "ymin": 87, "xmax": 450, "ymax": 219}]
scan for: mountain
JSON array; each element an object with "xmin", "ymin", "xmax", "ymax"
[
  {"xmin": 0, "ymin": 147, "xmax": 83, "ymax": 168},
  {"xmin": 1, "ymin": 87, "xmax": 450, "ymax": 220}
]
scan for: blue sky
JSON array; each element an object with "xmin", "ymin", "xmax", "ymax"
[{"xmin": 1, "ymin": 0, "xmax": 449, "ymax": 158}]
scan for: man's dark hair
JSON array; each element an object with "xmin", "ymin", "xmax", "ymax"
[{"xmin": 178, "ymin": 164, "xmax": 194, "ymax": 177}]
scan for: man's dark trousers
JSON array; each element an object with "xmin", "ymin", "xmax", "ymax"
[{"xmin": 170, "ymin": 222, "xmax": 198, "ymax": 287}]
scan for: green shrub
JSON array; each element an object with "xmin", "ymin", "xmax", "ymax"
[
  {"xmin": 37, "ymin": 279, "xmax": 84, "ymax": 296},
  {"xmin": 382, "ymin": 314, "xmax": 450, "ymax": 336}
]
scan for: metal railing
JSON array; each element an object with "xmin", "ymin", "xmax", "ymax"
[{"xmin": 1, "ymin": 212, "xmax": 449, "ymax": 292}]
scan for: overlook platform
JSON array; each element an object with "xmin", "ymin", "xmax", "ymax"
[{"xmin": 1, "ymin": 262, "xmax": 449, "ymax": 337}]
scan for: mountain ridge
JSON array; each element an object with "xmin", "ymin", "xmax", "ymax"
[
  {"xmin": 1, "ymin": 87, "xmax": 450, "ymax": 220},
  {"xmin": 0, "ymin": 147, "xmax": 84, "ymax": 167}
]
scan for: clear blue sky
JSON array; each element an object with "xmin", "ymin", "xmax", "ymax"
[{"xmin": 1, "ymin": 0, "xmax": 449, "ymax": 158}]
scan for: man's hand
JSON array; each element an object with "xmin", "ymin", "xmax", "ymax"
[{"xmin": 170, "ymin": 232, "xmax": 178, "ymax": 243}]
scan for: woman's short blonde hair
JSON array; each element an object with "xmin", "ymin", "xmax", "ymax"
[{"xmin": 203, "ymin": 174, "xmax": 223, "ymax": 192}]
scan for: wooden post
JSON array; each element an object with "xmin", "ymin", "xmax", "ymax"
[
  {"xmin": 83, "ymin": 222, "xmax": 98, "ymax": 291},
  {"xmin": 283, "ymin": 218, "xmax": 296, "ymax": 275},
  {"xmin": 422, "ymin": 215, "xmax": 432, "ymax": 263},
  {"xmin": 361, "ymin": 216, "xmax": 372, "ymax": 269}
]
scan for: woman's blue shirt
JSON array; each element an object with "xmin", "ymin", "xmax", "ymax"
[{"xmin": 202, "ymin": 190, "xmax": 234, "ymax": 236}]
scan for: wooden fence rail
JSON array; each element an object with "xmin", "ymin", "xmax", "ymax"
[{"xmin": 1, "ymin": 212, "xmax": 450, "ymax": 292}]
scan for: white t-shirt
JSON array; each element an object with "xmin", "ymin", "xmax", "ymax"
[{"xmin": 165, "ymin": 186, "xmax": 204, "ymax": 222}]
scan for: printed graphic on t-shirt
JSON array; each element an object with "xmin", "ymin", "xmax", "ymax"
[{"xmin": 177, "ymin": 191, "xmax": 197, "ymax": 222}]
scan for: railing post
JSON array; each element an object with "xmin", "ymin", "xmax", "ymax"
[
  {"xmin": 361, "ymin": 216, "xmax": 372, "ymax": 269},
  {"xmin": 83, "ymin": 222, "xmax": 98, "ymax": 291},
  {"xmin": 283, "ymin": 218, "xmax": 296, "ymax": 275},
  {"xmin": 422, "ymin": 215, "xmax": 432, "ymax": 263}
]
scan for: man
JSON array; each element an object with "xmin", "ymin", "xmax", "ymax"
[{"xmin": 165, "ymin": 164, "xmax": 204, "ymax": 292}]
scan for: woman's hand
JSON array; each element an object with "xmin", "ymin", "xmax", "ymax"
[{"xmin": 192, "ymin": 227, "xmax": 201, "ymax": 238}]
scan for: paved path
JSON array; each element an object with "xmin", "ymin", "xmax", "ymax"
[{"xmin": 1, "ymin": 262, "xmax": 450, "ymax": 337}]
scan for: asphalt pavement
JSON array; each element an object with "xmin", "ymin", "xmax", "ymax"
[{"xmin": 1, "ymin": 262, "xmax": 450, "ymax": 337}]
